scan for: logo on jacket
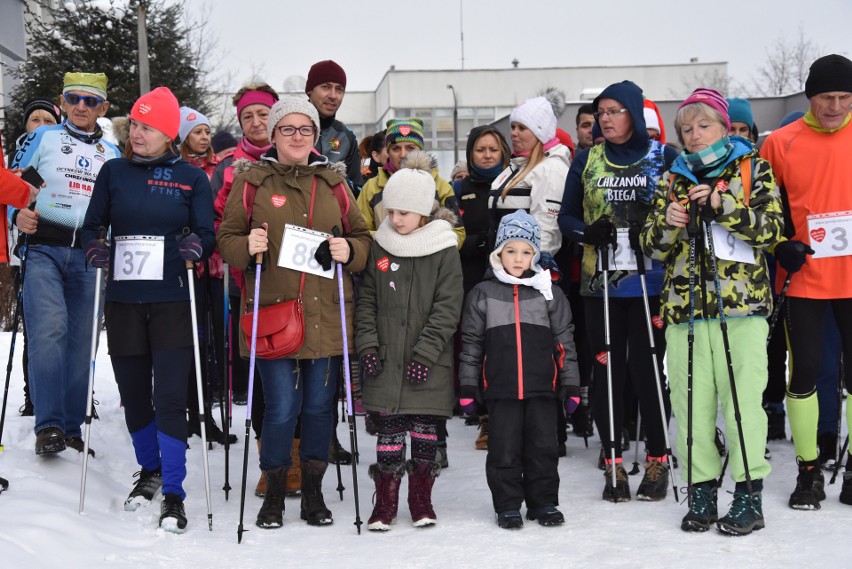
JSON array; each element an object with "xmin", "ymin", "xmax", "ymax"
[
  {"xmin": 271, "ymin": 194, "xmax": 287, "ymax": 208},
  {"xmin": 76, "ymin": 155, "xmax": 92, "ymax": 170},
  {"xmin": 595, "ymin": 351, "xmax": 608, "ymax": 366},
  {"xmin": 329, "ymin": 138, "xmax": 340, "ymax": 151},
  {"xmin": 61, "ymin": 145, "xmax": 73, "ymax": 154},
  {"xmin": 96, "ymin": 143, "xmax": 105, "ymax": 154},
  {"xmin": 652, "ymin": 315, "xmax": 665, "ymax": 330},
  {"xmin": 376, "ymin": 256, "xmax": 390, "ymax": 272}
]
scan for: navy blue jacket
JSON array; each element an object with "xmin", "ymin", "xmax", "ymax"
[{"xmin": 81, "ymin": 154, "xmax": 215, "ymax": 303}]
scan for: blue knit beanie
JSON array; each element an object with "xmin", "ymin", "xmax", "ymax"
[
  {"xmin": 726, "ymin": 98, "xmax": 754, "ymax": 129},
  {"xmin": 494, "ymin": 210, "xmax": 541, "ymax": 265}
]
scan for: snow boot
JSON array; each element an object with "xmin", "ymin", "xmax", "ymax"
[
  {"xmin": 475, "ymin": 415, "xmax": 489, "ymax": 450},
  {"xmin": 602, "ymin": 463, "xmax": 631, "ymax": 502},
  {"xmin": 526, "ymin": 504, "xmax": 564, "ymax": 526},
  {"xmin": 19, "ymin": 399, "xmax": 33, "ymax": 417},
  {"xmin": 329, "ymin": 431, "xmax": 352, "ymax": 465},
  {"xmin": 764, "ymin": 404, "xmax": 786, "ymax": 441},
  {"xmin": 189, "ymin": 414, "xmax": 237, "ymax": 446},
  {"xmin": 407, "ymin": 460, "xmax": 440, "ymax": 527},
  {"xmin": 159, "ymin": 493, "xmax": 188, "ymax": 534},
  {"xmin": 717, "ymin": 481, "xmax": 764, "ymax": 536},
  {"xmin": 35, "ymin": 427, "xmax": 66, "ymax": 455},
  {"xmin": 286, "ymin": 439, "xmax": 301, "ymax": 496},
  {"xmin": 0, "ymin": 476, "xmax": 8, "ymax": 493},
  {"xmin": 636, "ymin": 457, "xmax": 669, "ymax": 501},
  {"xmin": 367, "ymin": 463, "xmax": 405, "ymax": 531},
  {"xmin": 124, "ymin": 467, "xmax": 163, "ymax": 511},
  {"xmin": 818, "ymin": 432, "xmax": 837, "ymax": 469},
  {"xmin": 255, "ymin": 439, "xmax": 266, "ymax": 498},
  {"xmin": 496, "ymin": 509, "xmax": 523, "ymax": 529},
  {"xmin": 681, "ymin": 481, "xmax": 718, "ymax": 532},
  {"xmin": 789, "ymin": 458, "xmax": 826, "ymax": 510},
  {"xmin": 840, "ymin": 471, "xmax": 852, "ymax": 505},
  {"xmin": 301, "ymin": 459, "xmax": 333, "ymax": 525},
  {"xmin": 256, "ymin": 466, "xmax": 287, "ymax": 528},
  {"xmin": 65, "ymin": 436, "xmax": 95, "ymax": 457}
]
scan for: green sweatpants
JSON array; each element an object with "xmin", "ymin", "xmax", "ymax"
[{"xmin": 666, "ymin": 317, "xmax": 771, "ymax": 484}]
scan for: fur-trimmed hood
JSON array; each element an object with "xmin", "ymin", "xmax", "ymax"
[{"xmin": 232, "ymin": 147, "xmax": 348, "ymax": 190}]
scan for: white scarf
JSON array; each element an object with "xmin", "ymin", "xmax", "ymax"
[
  {"xmin": 374, "ymin": 217, "xmax": 458, "ymax": 257},
  {"xmin": 489, "ymin": 252, "xmax": 553, "ymax": 300}
]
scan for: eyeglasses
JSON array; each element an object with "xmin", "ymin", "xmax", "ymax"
[
  {"xmin": 63, "ymin": 93, "xmax": 105, "ymax": 108},
  {"xmin": 593, "ymin": 108, "xmax": 629, "ymax": 120},
  {"xmin": 275, "ymin": 125, "xmax": 317, "ymax": 137}
]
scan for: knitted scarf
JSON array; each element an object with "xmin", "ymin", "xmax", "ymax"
[
  {"xmin": 374, "ymin": 217, "xmax": 457, "ymax": 257},
  {"xmin": 680, "ymin": 137, "xmax": 733, "ymax": 178}
]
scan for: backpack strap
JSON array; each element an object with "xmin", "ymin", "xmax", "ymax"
[{"xmin": 739, "ymin": 157, "xmax": 753, "ymax": 206}]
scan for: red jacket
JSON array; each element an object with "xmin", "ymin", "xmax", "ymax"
[{"xmin": 0, "ymin": 166, "xmax": 33, "ymax": 264}]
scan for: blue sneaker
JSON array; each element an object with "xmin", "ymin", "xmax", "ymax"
[{"xmin": 496, "ymin": 509, "xmax": 523, "ymax": 529}]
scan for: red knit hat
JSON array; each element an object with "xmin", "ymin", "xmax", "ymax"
[
  {"xmin": 130, "ymin": 87, "xmax": 181, "ymax": 140},
  {"xmin": 305, "ymin": 60, "xmax": 347, "ymax": 93}
]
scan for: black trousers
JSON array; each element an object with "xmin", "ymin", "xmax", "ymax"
[
  {"xmin": 785, "ymin": 297, "xmax": 852, "ymax": 395},
  {"xmin": 486, "ymin": 397, "xmax": 559, "ymax": 513}
]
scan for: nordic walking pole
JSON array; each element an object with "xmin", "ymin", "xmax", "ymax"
[
  {"xmin": 633, "ymin": 235, "xmax": 679, "ymax": 500},
  {"xmin": 184, "ymin": 229, "xmax": 213, "ymax": 531},
  {"xmin": 79, "ymin": 227, "xmax": 106, "ymax": 514},
  {"xmin": 598, "ymin": 230, "xmax": 618, "ymax": 492},
  {"xmin": 686, "ymin": 201, "xmax": 699, "ymax": 505},
  {"xmin": 222, "ymin": 262, "xmax": 232, "ymax": 500},
  {"xmin": 333, "ymin": 226, "xmax": 363, "ymax": 534},
  {"xmin": 766, "ymin": 273, "xmax": 792, "ymax": 347},
  {"xmin": 237, "ymin": 245, "xmax": 264, "ymax": 544},
  {"xmin": 831, "ymin": 435, "xmax": 849, "ymax": 485},
  {"xmin": 704, "ymin": 220, "xmax": 754, "ymax": 497},
  {"xmin": 629, "ymin": 410, "xmax": 642, "ymax": 475},
  {"xmin": 0, "ymin": 236, "xmax": 31, "ymax": 451}
]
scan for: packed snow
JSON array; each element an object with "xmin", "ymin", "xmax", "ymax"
[{"xmin": 0, "ymin": 331, "xmax": 847, "ymax": 568}]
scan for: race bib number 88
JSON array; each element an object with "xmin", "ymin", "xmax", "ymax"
[
  {"xmin": 113, "ymin": 235, "xmax": 164, "ymax": 281},
  {"xmin": 278, "ymin": 224, "xmax": 334, "ymax": 279}
]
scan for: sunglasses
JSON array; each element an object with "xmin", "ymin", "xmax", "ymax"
[{"xmin": 63, "ymin": 93, "xmax": 105, "ymax": 108}]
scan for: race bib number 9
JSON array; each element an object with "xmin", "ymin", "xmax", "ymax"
[
  {"xmin": 597, "ymin": 228, "xmax": 652, "ymax": 271},
  {"xmin": 706, "ymin": 222, "xmax": 756, "ymax": 265},
  {"xmin": 113, "ymin": 235, "xmax": 164, "ymax": 281},
  {"xmin": 807, "ymin": 211, "xmax": 852, "ymax": 259},
  {"xmin": 278, "ymin": 224, "xmax": 334, "ymax": 279}
]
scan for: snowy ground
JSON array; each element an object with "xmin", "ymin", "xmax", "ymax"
[{"xmin": 0, "ymin": 331, "xmax": 848, "ymax": 568}]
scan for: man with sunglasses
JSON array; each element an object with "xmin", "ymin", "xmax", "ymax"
[{"xmin": 11, "ymin": 72, "xmax": 121, "ymax": 456}]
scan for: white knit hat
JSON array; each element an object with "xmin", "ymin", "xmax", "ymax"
[
  {"xmin": 510, "ymin": 96, "xmax": 557, "ymax": 144},
  {"xmin": 179, "ymin": 106, "xmax": 210, "ymax": 143},
  {"xmin": 382, "ymin": 151, "xmax": 437, "ymax": 217},
  {"xmin": 267, "ymin": 96, "xmax": 320, "ymax": 144}
]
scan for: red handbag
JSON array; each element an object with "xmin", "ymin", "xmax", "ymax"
[{"xmin": 240, "ymin": 273, "xmax": 305, "ymax": 359}]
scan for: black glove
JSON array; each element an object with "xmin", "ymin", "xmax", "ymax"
[
  {"xmin": 406, "ymin": 360, "xmax": 430, "ymax": 384},
  {"xmin": 360, "ymin": 352, "xmax": 383, "ymax": 376},
  {"xmin": 774, "ymin": 240, "xmax": 815, "ymax": 274},
  {"xmin": 583, "ymin": 217, "xmax": 616, "ymax": 248},
  {"xmin": 628, "ymin": 224, "xmax": 642, "ymax": 254},
  {"xmin": 314, "ymin": 239, "xmax": 333, "ymax": 271},
  {"xmin": 177, "ymin": 232, "xmax": 203, "ymax": 262}
]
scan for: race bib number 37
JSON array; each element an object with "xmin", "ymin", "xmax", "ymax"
[
  {"xmin": 807, "ymin": 211, "xmax": 852, "ymax": 259},
  {"xmin": 278, "ymin": 224, "xmax": 334, "ymax": 279},
  {"xmin": 113, "ymin": 235, "xmax": 164, "ymax": 281}
]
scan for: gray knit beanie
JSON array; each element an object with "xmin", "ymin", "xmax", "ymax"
[
  {"xmin": 267, "ymin": 96, "xmax": 321, "ymax": 143},
  {"xmin": 494, "ymin": 209, "xmax": 542, "ymax": 265}
]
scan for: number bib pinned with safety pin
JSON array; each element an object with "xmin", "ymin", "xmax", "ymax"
[
  {"xmin": 807, "ymin": 211, "xmax": 852, "ymax": 259},
  {"xmin": 706, "ymin": 222, "xmax": 757, "ymax": 265},
  {"xmin": 597, "ymin": 228, "xmax": 652, "ymax": 271},
  {"xmin": 113, "ymin": 235, "xmax": 164, "ymax": 280},
  {"xmin": 278, "ymin": 224, "xmax": 334, "ymax": 279}
]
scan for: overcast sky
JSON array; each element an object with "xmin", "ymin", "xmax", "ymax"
[{"xmin": 184, "ymin": 0, "xmax": 852, "ymax": 96}]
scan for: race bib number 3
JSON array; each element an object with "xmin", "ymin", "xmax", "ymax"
[
  {"xmin": 597, "ymin": 228, "xmax": 651, "ymax": 271},
  {"xmin": 807, "ymin": 211, "xmax": 852, "ymax": 259},
  {"xmin": 278, "ymin": 224, "xmax": 334, "ymax": 279},
  {"xmin": 113, "ymin": 235, "xmax": 164, "ymax": 281},
  {"xmin": 706, "ymin": 222, "xmax": 756, "ymax": 265}
]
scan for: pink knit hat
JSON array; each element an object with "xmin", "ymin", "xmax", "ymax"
[{"xmin": 679, "ymin": 88, "xmax": 730, "ymax": 131}]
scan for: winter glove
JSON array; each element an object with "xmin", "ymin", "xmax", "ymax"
[
  {"xmin": 557, "ymin": 385, "xmax": 581, "ymax": 414},
  {"xmin": 360, "ymin": 352, "xmax": 383, "ymax": 377},
  {"xmin": 774, "ymin": 240, "xmax": 815, "ymax": 274},
  {"xmin": 583, "ymin": 217, "xmax": 616, "ymax": 248},
  {"xmin": 538, "ymin": 252, "xmax": 562, "ymax": 283},
  {"xmin": 406, "ymin": 359, "xmax": 431, "ymax": 384},
  {"xmin": 459, "ymin": 398, "xmax": 478, "ymax": 415},
  {"xmin": 85, "ymin": 239, "xmax": 110, "ymax": 268},
  {"xmin": 628, "ymin": 223, "xmax": 642, "ymax": 254},
  {"xmin": 314, "ymin": 239, "xmax": 333, "ymax": 271},
  {"xmin": 177, "ymin": 232, "xmax": 203, "ymax": 262}
]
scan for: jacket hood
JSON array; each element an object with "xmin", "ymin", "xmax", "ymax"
[
  {"xmin": 465, "ymin": 125, "xmax": 510, "ymax": 175},
  {"xmin": 593, "ymin": 80, "xmax": 650, "ymax": 165},
  {"xmin": 236, "ymin": 148, "xmax": 345, "ymax": 189}
]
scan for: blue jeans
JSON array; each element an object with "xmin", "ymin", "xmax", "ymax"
[
  {"xmin": 23, "ymin": 245, "xmax": 97, "ymax": 438},
  {"xmin": 256, "ymin": 356, "xmax": 341, "ymax": 470}
]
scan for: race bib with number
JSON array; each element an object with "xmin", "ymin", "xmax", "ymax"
[
  {"xmin": 596, "ymin": 228, "xmax": 652, "ymax": 271},
  {"xmin": 113, "ymin": 235, "xmax": 164, "ymax": 281},
  {"xmin": 705, "ymin": 222, "xmax": 756, "ymax": 265},
  {"xmin": 807, "ymin": 211, "xmax": 852, "ymax": 259},
  {"xmin": 278, "ymin": 224, "xmax": 334, "ymax": 279}
]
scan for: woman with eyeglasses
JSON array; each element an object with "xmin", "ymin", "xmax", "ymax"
[
  {"xmin": 558, "ymin": 80, "xmax": 679, "ymax": 503},
  {"xmin": 217, "ymin": 97, "xmax": 371, "ymax": 530}
]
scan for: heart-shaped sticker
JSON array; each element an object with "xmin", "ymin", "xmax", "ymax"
[
  {"xmin": 376, "ymin": 257, "xmax": 390, "ymax": 272},
  {"xmin": 810, "ymin": 227, "xmax": 826, "ymax": 243},
  {"xmin": 399, "ymin": 125, "xmax": 411, "ymax": 136},
  {"xmin": 652, "ymin": 315, "xmax": 665, "ymax": 330},
  {"xmin": 187, "ymin": 113, "xmax": 197, "ymax": 121},
  {"xmin": 138, "ymin": 103, "xmax": 151, "ymax": 115},
  {"xmin": 390, "ymin": 262, "xmax": 400, "ymax": 271},
  {"xmin": 595, "ymin": 351, "xmax": 608, "ymax": 366},
  {"xmin": 271, "ymin": 195, "xmax": 286, "ymax": 208}
]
